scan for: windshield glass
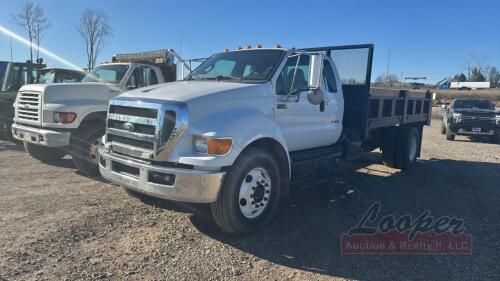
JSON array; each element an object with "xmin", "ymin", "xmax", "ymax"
[
  {"xmin": 187, "ymin": 49, "xmax": 285, "ymax": 83},
  {"xmin": 81, "ymin": 64, "xmax": 129, "ymax": 84},
  {"xmin": 453, "ymin": 99, "xmax": 494, "ymax": 110},
  {"xmin": 37, "ymin": 71, "xmax": 55, "ymax": 84}
]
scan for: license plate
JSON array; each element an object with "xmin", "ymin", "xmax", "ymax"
[{"xmin": 472, "ymin": 127, "xmax": 481, "ymax": 133}]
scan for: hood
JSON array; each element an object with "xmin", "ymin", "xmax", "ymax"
[
  {"xmin": 20, "ymin": 82, "xmax": 121, "ymax": 103},
  {"xmin": 117, "ymin": 81, "xmax": 262, "ymax": 103},
  {"xmin": 454, "ymin": 108, "xmax": 496, "ymax": 116}
]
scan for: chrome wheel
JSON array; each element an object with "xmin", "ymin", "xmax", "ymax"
[
  {"xmin": 89, "ymin": 135, "xmax": 103, "ymax": 165},
  {"xmin": 238, "ymin": 167, "xmax": 272, "ymax": 219},
  {"xmin": 409, "ymin": 135, "xmax": 417, "ymax": 161}
]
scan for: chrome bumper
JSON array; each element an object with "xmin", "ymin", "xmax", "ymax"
[
  {"xmin": 98, "ymin": 148, "xmax": 225, "ymax": 203},
  {"xmin": 457, "ymin": 128, "xmax": 495, "ymax": 135},
  {"xmin": 11, "ymin": 123, "xmax": 71, "ymax": 147}
]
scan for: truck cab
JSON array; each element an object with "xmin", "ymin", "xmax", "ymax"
[
  {"xmin": 99, "ymin": 45, "xmax": 432, "ymax": 235},
  {"xmin": 12, "ymin": 49, "xmax": 186, "ymax": 176},
  {"xmin": 0, "ymin": 61, "xmax": 45, "ymax": 139}
]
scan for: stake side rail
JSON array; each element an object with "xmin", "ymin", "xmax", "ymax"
[{"xmin": 365, "ymin": 89, "xmax": 432, "ymax": 132}]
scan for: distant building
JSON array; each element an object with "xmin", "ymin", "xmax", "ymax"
[{"xmin": 450, "ymin": 82, "xmax": 491, "ymax": 90}]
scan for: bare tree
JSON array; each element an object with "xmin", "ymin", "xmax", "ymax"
[
  {"xmin": 33, "ymin": 6, "xmax": 50, "ymax": 62},
  {"xmin": 77, "ymin": 9, "xmax": 112, "ymax": 70},
  {"xmin": 375, "ymin": 74, "xmax": 399, "ymax": 86},
  {"xmin": 12, "ymin": 1, "xmax": 36, "ymax": 62},
  {"xmin": 489, "ymin": 67, "xmax": 500, "ymax": 85}
]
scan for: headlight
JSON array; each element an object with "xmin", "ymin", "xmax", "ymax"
[
  {"xmin": 193, "ymin": 136, "xmax": 233, "ymax": 155},
  {"xmin": 452, "ymin": 113, "xmax": 462, "ymax": 119},
  {"xmin": 53, "ymin": 112, "xmax": 77, "ymax": 123}
]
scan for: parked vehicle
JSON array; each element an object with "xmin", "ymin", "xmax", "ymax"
[
  {"xmin": 12, "ymin": 49, "xmax": 188, "ymax": 176},
  {"xmin": 0, "ymin": 61, "xmax": 46, "ymax": 140},
  {"xmin": 441, "ymin": 98, "xmax": 500, "ymax": 142},
  {"xmin": 35, "ymin": 68, "xmax": 85, "ymax": 84},
  {"xmin": 98, "ymin": 44, "xmax": 432, "ymax": 235}
]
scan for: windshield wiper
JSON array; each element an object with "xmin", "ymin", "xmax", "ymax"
[{"xmin": 215, "ymin": 75, "xmax": 242, "ymax": 81}]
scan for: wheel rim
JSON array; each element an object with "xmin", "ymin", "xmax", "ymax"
[
  {"xmin": 409, "ymin": 135, "xmax": 417, "ymax": 161},
  {"xmin": 238, "ymin": 167, "xmax": 272, "ymax": 219},
  {"xmin": 89, "ymin": 134, "xmax": 104, "ymax": 165}
]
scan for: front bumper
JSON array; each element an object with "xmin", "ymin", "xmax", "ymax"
[
  {"xmin": 11, "ymin": 123, "xmax": 71, "ymax": 147},
  {"xmin": 98, "ymin": 148, "xmax": 225, "ymax": 203},
  {"xmin": 449, "ymin": 122, "xmax": 500, "ymax": 136}
]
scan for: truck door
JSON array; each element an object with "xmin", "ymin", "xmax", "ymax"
[
  {"xmin": 321, "ymin": 57, "xmax": 344, "ymax": 144},
  {"xmin": 275, "ymin": 54, "xmax": 330, "ymax": 151}
]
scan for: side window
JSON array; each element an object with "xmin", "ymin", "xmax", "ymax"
[
  {"xmin": 323, "ymin": 60, "xmax": 337, "ymax": 93},
  {"xmin": 145, "ymin": 67, "xmax": 158, "ymax": 85},
  {"xmin": 276, "ymin": 55, "xmax": 311, "ymax": 95},
  {"xmin": 126, "ymin": 67, "xmax": 145, "ymax": 89}
]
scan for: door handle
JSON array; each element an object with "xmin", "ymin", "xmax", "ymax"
[{"xmin": 276, "ymin": 104, "xmax": 287, "ymax": 109}]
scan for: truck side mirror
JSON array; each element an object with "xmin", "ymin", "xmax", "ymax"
[
  {"xmin": 308, "ymin": 54, "xmax": 322, "ymax": 89},
  {"xmin": 307, "ymin": 54, "xmax": 324, "ymax": 105}
]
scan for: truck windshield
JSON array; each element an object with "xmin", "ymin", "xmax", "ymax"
[
  {"xmin": 36, "ymin": 71, "xmax": 55, "ymax": 84},
  {"xmin": 453, "ymin": 99, "xmax": 494, "ymax": 110},
  {"xmin": 82, "ymin": 65, "xmax": 129, "ymax": 84},
  {"xmin": 186, "ymin": 49, "xmax": 285, "ymax": 83}
]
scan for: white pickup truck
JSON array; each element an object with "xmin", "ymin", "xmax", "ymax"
[
  {"xmin": 12, "ymin": 49, "xmax": 186, "ymax": 176},
  {"xmin": 98, "ymin": 44, "xmax": 432, "ymax": 235}
]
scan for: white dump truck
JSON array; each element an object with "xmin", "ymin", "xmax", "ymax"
[
  {"xmin": 12, "ymin": 49, "xmax": 188, "ymax": 176},
  {"xmin": 98, "ymin": 44, "xmax": 432, "ymax": 235}
]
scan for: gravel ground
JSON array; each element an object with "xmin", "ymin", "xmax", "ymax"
[{"xmin": 1, "ymin": 122, "xmax": 499, "ymax": 281}]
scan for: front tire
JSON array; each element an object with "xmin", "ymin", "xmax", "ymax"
[
  {"xmin": 70, "ymin": 123, "xmax": 104, "ymax": 177},
  {"xmin": 210, "ymin": 147, "xmax": 281, "ymax": 236},
  {"xmin": 24, "ymin": 142, "xmax": 66, "ymax": 163},
  {"xmin": 441, "ymin": 120, "xmax": 446, "ymax": 134},
  {"xmin": 445, "ymin": 126, "xmax": 455, "ymax": 141}
]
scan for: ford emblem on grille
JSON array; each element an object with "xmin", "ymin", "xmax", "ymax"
[{"xmin": 122, "ymin": 122, "xmax": 135, "ymax": 132}]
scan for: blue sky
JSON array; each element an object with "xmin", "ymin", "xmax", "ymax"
[{"xmin": 1, "ymin": 0, "xmax": 499, "ymax": 83}]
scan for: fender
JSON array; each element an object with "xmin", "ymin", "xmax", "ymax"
[
  {"xmin": 42, "ymin": 100, "xmax": 109, "ymax": 129},
  {"xmin": 177, "ymin": 106, "xmax": 291, "ymax": 178}
]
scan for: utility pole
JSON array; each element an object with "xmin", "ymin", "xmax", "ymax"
[
  {"xmin": 10, "ymin": 36, "xmax": 13, "ymax": 61},
  {"xmin": 386, "ymin": 49, "xmax": 391, "ymax": 86}
]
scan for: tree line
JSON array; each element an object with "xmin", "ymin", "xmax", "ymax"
[{"xmin": 11, "ymin": 0, "xmax": 113, "ymax": 70}]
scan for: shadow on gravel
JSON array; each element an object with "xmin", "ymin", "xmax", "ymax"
[
  {"xmin": 187, "ymin": 153, "xmax": 500, "ymax": 280},
  {"xmin": 0, "ymin": 141, "xmax": 24, "ymax": 152}
]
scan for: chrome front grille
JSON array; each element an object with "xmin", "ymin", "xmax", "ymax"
[
  {"xmin": 16, "ymin": 91, "xmax": 42, "ymax": 124},
  {"xmin": 106, "ymin": 98, "xmax": 187, "ymax": 160}
]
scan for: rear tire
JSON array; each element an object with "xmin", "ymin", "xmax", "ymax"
[
  {"xmin": 395, "ymin": 127, "xmax": 420, "ymax": 170},
  {"xmin": 70, "ymin": 123, "xmax": 105, "ymax": 177},
  {"xmin": 382, "ymin": 128, "xmax": 399, "ymax": 169},
  {"xmin": 445, "ymin": 126, "xmax": 455, "ymax": 141},
  {"xmin": 210, "ymin": 147, "xmax": 281, "ymax": 236},
  {"xmin": 24, "ymin": 142, "xmax": 66, "ymax": 163}
]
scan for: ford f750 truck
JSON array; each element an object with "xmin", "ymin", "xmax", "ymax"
[
  {"xmin": 98, "ymin": 44, "xmax": 432, "ymax": 235},
  {"xmin": 12, "ymin": 49, "xmax": 188, "ymax": 176}
]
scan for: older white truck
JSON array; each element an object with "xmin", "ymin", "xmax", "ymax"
[
  {"xmin": 12, "ymin": 49, "xmax": 187, "ymax": 176},
  {"xmin": 98, "ymin": 44, "xmax": 432, "ymax": 235}
]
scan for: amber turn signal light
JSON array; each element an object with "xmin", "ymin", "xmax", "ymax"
[{"xmin": 207, "ymin": 138, "xmax": 233, "ymax": 155}]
